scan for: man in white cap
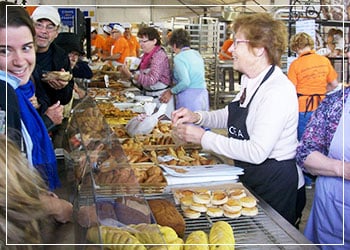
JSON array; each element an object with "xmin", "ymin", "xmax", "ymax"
[
  {"xmin": 101, "ymin": 24, "xmax": 113, "ymax": 57},
  {"xmin": 123, "ymin": 23, "xmax": 140, "ymax": 57},
  {"xmin": 31, "ymin": 6, "xmax": 74, "ymax": 143},
  {"xmin": 101, "ymin": 23, "xmax": 129, "ymax": 65},
  {"xmin": 91, "ymin": 26, "xmax": 105, "ymax": 58}
]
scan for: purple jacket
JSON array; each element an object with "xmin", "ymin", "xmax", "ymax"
[{"xmin": 138, "ymin": 47, "xmax": 171, "ymax": 87}]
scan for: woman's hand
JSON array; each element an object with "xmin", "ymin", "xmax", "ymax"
[
  {"xmin": 171, "ymin": 107, "xmax": 200, "ymax": 126},
  {"xmin": 175, "ymin": 123, "xmax": 205, "ymax": 145},
  {"xmin": 119, "ymin": 64, "xmax": 132, "ymax": 78},
  {"xmin": 160, "ymin": 89, "xmax": 172, "ymax": 103}
]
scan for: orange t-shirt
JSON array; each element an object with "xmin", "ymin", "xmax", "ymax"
[
  {"xmin": 102, "ymin": 36, "xmax": 114, "ymax": 57},
  {"xmin": 91, "ymin": 34, "xmax": 105, "ymax": 49},
  {"xmin": 288, "ymin": 50, "xmax": 338, "ymax": 112},
  {"xmin": 219, "ymin": 39, "xmax": 233, "ymax": 60},
  {"xmin": 111, "ymin": 36, "xmax": 130, "ymax": 64},
  {"xmin": 125, "ymin": 35, "xmax": 140, "ymax": 57}
]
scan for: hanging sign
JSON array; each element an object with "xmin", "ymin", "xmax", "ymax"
[{"xmin": 58, "ymin": 8, "xmax": 76, "ymax": 28}]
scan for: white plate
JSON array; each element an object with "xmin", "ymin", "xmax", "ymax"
[{"xmin": 133, "ymin": 95, "xmax": 153, "ymax": 102}]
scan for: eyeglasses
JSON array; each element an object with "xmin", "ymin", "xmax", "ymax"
[
  {"xmin": 34, "ymin": 22, "xmax": 57, "ymax": 32},
  {"xmin": 139, "ymin": 39, "xmax": 150, "ymax": 43},
  {"xmin": 233, "ymin": 39, "xmax": 250, "ymax": 48}
]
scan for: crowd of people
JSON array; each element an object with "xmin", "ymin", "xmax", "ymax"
[{"xmin": 0, "ymin": 2, "xmax": 348, "ymax": 248}]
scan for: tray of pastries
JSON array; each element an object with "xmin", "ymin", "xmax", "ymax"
[
  {"xmin": 172, "ymin": 183, "xmax": 259, "ymax": 220},
  {"xmin": 90, "ymin": 163, "xmax": 167, "ymax": 194}
]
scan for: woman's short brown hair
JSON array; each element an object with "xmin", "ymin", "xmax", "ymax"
[
  {"xmin": 289, "ymin": 32, "xmax": 315, "ymax": 53},
  {"xmin": 137, "ymin": 26, "xmax": 161, "ymax": 46},
  {"xmin": 233, "ymin": 12, "xmax": 287, "ymax": 66}
]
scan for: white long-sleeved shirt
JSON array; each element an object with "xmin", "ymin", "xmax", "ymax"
[{"xmin": 198, "ymin": 66, "xmax": 299, "ymax": 164}]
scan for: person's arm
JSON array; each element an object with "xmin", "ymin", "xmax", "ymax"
[
  {"xmin": 102, "ymin": 52, "xmax": 121, "ymax": 61},
  {"xmin": 296, "ymin": 89, "xmax": 346, "ymax": 175},
  {"xmin": 303, "ymin": 151, "xmax": 350, "ymax": 179},
  {"xmin": 201, "ymin": 83, "xmax": 297, "ymax": 164},
  {"xmin": 326, "ymin": 79, "xmax": 339, "ymax": 92}
]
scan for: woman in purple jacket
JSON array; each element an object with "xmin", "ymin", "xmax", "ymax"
[{"xmin": 121, "ymin": 27, "xmax": 173, "ymax": 118}]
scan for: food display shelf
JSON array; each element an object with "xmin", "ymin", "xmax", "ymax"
[{"xmin": 144, "ymin": 193, "xmax": 317, "ymax": 250}]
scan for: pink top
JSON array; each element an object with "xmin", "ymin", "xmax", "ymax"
[{"xmin": 138, "ymin": 47, "xmax": 171, "ymax": 87}]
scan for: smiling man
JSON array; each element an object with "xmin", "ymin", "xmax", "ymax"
[
  {"xmin": 31, "ymin": 6, "xmax": 73, "ymax": 106},
  {"xmin": 30, "ymin": 6, "xmax": 75, "ymax": 137}
]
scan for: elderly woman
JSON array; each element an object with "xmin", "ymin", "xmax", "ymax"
[
  {"xmin": 296, "ymin": 87, "xmax": 349, "ymax": 248},
  {"xmin": 172, "ymin": 13, "xmax": 300, "ymax": 225},
  {"xmin": 160, "ymin": 28, "xmax": 209, "ymax": 111},
  {"xmin": 121, "ymin": 26, "xmax": 173, "ymax": 117}
]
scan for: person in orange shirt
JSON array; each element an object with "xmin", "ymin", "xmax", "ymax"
[
  {"xmin": 91, "ymin": 26, "xmax": 105, "ymax": 58},
  {"xmin": 101, "ymin": 24, "xmax": 113, "ymax": 57},
  {"xmin": 288, "ymin": 32, "xmax": 339, "ymax": 191},
  {"xmin": 219, "ymin": 34, "xmax": 235, "ymax": 91},
  {"xmin": 102, "ymin": 23, "xmax": 129, "ymax": 65},
  {"xmin": 288, "ymin": 32, "xmax": 339, "ymax": 140},
  {"xmin": 123, "ymin": 23, "xmax": 140, "ymax": 57}
]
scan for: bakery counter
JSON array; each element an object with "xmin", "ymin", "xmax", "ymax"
[
  {"xmin": 67, "ymin": 177, "xmax": 317, "ymax": 249},
  {"xmin": 145, "ymin": 191, "xmax": 317, "ymax": 249},
  {"xmin": 59, "ymin": 92, "xmax": 316, "ymax": 249}
]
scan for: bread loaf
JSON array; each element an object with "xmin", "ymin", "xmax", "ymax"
[{"xmin": 148, "ymin": 199, "xmax": 186, "ymax": 238}]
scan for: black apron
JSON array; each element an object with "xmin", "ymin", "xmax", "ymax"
[{"xmin": 227, "ymin": 65, "xmax": 297, "ymax": 224}]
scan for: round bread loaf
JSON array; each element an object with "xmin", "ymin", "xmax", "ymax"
[
  {"xmin": 180, "ymin": 196, "xmax": 193, "ymax": 207},
  {"xmin": 223, "ymin": 199, "xmax": 242, "ymax": 213},
  {"xmin": 240, "ymin": 196, "xmax": 257, "ymax": 208},
  {"xmin": 190, "ymin": 202, "xmax": 208, "ymax": 213},
  {"xmin": 207, "ymin": 206, "xmax": 224, "ymax": 217},
  {"xmin": 223, "ymin": 209, "xmax": 242, "ymax": 219},
  {"xmin": 183, "ymin": 208, "xmax": 201, "ymax": 219},
  {"xmin": 241, "ymin": 206, "xmax": 258, "ymax": 216},
  {"xmin": 192, "ymin": 193, "xmax": 211, "ymax": 205},
  {"xmin": 211, "ymin": 191, "xmax": 228, "ymax": 205},
  {"xmin": 228, "ymin": 188, "xmax": 246, "ymax": 199}
]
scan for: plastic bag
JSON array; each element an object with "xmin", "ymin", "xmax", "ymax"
[{"xmin": 126, "ymin": 103, "xmax": 167, "ymax": 137}]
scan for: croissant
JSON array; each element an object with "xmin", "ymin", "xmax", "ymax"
[
  {"xmin": 209, "ymin": 221, "xmax": 235, "ymax": 249},
  {"xmin": 185, "ymin": 230, "xmax": 209, "ymax": 250},
  {"xmin": 87, "ymin": 226, "xmax": 146, "ymax": 250}
]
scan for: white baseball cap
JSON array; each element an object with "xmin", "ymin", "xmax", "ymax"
[
  {"xmin": 102, "ymin": 24, "xmax": 112, "ymax": 34},
  {"xmin": 31, "ymin": 6, "xmax": 61, "ymax": 26},
  {"xmin": 91, "ymin": 26, "xmax": 96, "ymax": 33},
  {"xmin": 113, "ymin": 23, "xmax": 125, "ymax": 34},
  {"xmin": 123, "ymin": 23, "xmax": 131, "ymax": 29}
]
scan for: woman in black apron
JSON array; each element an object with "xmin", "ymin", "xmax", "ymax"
[{"xmin": 172, "ymin": 13, "xmax": 299, "ymax": 225}]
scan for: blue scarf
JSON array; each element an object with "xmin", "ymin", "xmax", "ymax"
[{"xmin": 15, "ymin": 80, "xmax": 61, "ymax": 190}]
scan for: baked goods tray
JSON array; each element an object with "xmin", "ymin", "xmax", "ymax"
[
  {"xmin": 86, "ymin": 163, "xmax": 167, "ymax": 195},
  {"xmin": 144, "ymin": 184, "xmax": 315, "ymax": 249}
]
